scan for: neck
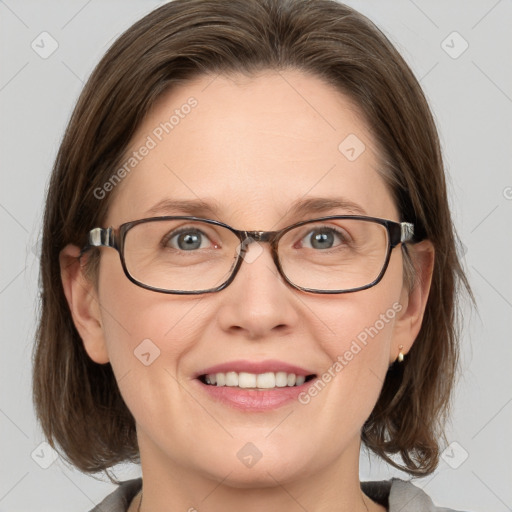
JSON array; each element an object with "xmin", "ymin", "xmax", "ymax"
[{"xmin": 134, "ymin": 432, "xmax": 384, "ymax": 512}]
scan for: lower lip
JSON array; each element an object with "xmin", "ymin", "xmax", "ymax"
[{"xmin": 195, "ymin": 378, "xmax": 317, "ymax": 411}]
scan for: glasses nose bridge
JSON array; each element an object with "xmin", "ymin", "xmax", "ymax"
[
  {"xmin": 234, "ymin": 230, "xmax": 282, "ymax": 286},
  {"xmin": 240, "ymin": 230, "xmax": 279, "ymax": 250},
  {"xmin": 237, "ymin": 230, "xmax": 280, "ymax": 265}
]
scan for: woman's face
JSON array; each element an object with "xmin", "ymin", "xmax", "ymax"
[{"xmin": 85, "ymin": 70, "xmax": 418, "ymax": 486}]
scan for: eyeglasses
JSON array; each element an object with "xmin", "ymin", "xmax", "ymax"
[{"xmin": 79, "ymin": 215, "xmax": 414, "ymax": 295}]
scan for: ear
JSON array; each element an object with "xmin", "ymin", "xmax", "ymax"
[
  {"xmin": 59, "ymin": 244, "xmax": 110, "ymax": 364},
  {"xmin": 390, "ymin": 240, "xmax": 435, "ymax": 363}
]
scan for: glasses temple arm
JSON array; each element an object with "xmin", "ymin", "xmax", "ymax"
[
  {"xmin": 400, "ymin": 222, "xmax": 414, "ymax": 243},
  {"xmin": 80, "ymin": 227, "xmax": 115, "ymax": 257}
]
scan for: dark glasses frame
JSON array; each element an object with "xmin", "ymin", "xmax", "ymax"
[{"xmin": 79, "ymin": 215, "xmax": 415, "ymax": 295}]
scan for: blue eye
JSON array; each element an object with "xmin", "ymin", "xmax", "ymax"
[
  {"xmin": 309, "ymin": 230, "xmax": 335, "ymax": 249},
  {"xmin": 302, "ymin": 228, "xmax": 345, "ymax": 250},
  {"xmin": 165, "ymin": 229, "xmax": 210, "ymax": 251}
]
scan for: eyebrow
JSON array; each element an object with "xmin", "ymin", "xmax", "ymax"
[
  {"xmin": 145, "ymin": 198, "xmax": 222, "ymax": 218},
  {"xmin": 286, "ymin": 197, "xmax": 367, "ymax": 217},
  {"xmin": 144, "ymin": 196, "xmax": 367, "ymax": 220}
]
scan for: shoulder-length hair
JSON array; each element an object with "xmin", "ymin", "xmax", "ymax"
[{"xmin": 33, "ymin": 0, "xmax": 471, "ymax": 479}]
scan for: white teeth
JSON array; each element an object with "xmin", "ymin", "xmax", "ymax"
[
  {"xmin": 225, "ymin": 371, "xmax": 238, "ymax": 386},
  {"xmin": 257, "ymin": 372, "xmax": 275, "ymax": 388},
  {"xmin": 239, "ymin": 372, "xmax": 257, "ymax": 388},
  {"xmin": 275, "ymin": 371, "xmax": 288, "ymax": 387},
  {"xmin": 203, "ymin": 371, "xmax": 312, "ymax": 388}
]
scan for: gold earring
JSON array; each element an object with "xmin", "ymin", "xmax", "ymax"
[{"xmin": 397, "ymin": 345, "xmax": 404, "ymax": 363}]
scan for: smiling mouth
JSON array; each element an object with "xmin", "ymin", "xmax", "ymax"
[{"xmin": 198, "ymin": 371, "xmax": 317, "ymax": 389}]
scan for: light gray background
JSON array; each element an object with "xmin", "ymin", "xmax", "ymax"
[{"xmin": 1, "ymin": 1, "xmax": 511, "ymax": 511}]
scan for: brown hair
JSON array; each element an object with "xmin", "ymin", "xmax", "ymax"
[{"xmin": 33, "ymin": 0, "xmax": 471, "ymax": 479}]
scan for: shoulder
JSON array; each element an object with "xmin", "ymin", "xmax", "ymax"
[
  {"xmin": 362, "ymin": 477, "xmax": 471, "ymax": 512},
  {"xmin": 88, "ymin": 478, "xmax": 142, "ymax": 512}
]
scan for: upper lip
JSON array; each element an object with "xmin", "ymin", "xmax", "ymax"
[{"xmin": 195, "ymin": 359, "xmax": 316, "ymax": 378}]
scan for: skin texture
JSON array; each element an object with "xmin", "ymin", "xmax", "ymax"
[{"xmin": 60, "ymin": 70, "xmax": 434, "ymax": 512}]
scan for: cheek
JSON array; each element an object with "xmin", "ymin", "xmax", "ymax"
[
  {"xmin": 311, "ymin": 292, "xmax": 400, "ymax": 393},
  {"xmin": 303, "ymin": 254, "xmax": 405, "ymax": 413},
  {"xmin": 317, "ymin": 261, "xmax": 403, "ymax": 363},
  {"xmin": 96, "ymin": 251, "xmax": 213, "ymax": 380}
]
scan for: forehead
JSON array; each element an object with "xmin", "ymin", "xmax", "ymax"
[{"xmin": 105, "ymin": 69, "xmax": 397, "ymax": 228}]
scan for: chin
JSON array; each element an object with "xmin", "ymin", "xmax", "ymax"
[
  {"xmin": 197, "ymin": 450, "xmax": 314, "ymax": 489},
  {"xmin": 207, "ymin": 466, "xmax": 300, "ymax": 489}
]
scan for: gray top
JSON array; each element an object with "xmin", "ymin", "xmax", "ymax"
[{"xmin": 89, "ymin": 477, "xmax": 469, "ymax": 511}]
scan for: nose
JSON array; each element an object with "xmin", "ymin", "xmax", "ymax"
[{"xmin": 215, "ymin": 241, "xmax": 300, "ymax": 339}]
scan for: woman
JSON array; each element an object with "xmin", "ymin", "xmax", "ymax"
[{"xmin": 33, "ymin": 0, "xmax": 472, "ymax": 510}]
